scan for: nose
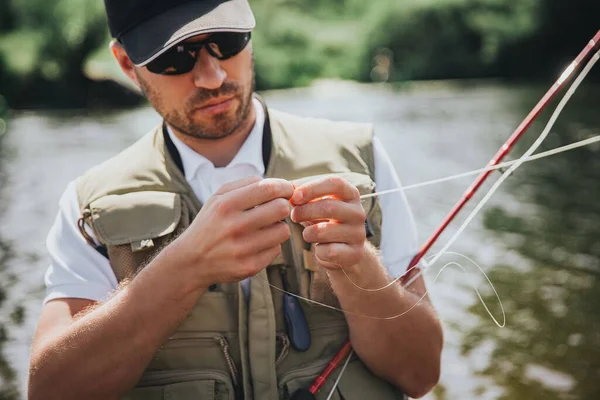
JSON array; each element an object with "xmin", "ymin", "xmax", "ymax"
[{"xmin": 191, "ymin": 47, "xmax": 227, "ymax": 90}]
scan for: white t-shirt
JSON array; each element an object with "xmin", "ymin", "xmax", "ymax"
[{"xmin": 44, "ymin": 99, "xmax": 418, "ymax": 304}]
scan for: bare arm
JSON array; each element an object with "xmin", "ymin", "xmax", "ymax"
[
  {"xmin": 290, "ymin": 176, "xmax": 443, "ymax": 398},
  {"xmin": 327, "ymin": 245, "xmax": 443, "ymax": 398},
  {"xmin": 29, "ymin": 177, "xmax": 294, "ymax": 400},
  {"xmin": 29, "ymin": 248, "xmax": 207, "ymax": 400}
]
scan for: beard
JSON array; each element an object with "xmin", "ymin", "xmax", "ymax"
[{"xmin": 136, "ymin": 69, "xmax": 255, "ymax": 141}]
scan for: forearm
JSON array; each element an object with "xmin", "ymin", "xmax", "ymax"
[
  {"xmin": 29, "ymin": 243, "xmax": 207, "ymax": 400},
  {"xmin": 327, "ymin": 243, "xmax": 443, "ymax": 398}
]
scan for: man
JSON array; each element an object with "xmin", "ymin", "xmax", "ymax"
[{"xmin": 28, "ymin": 1, "xmax": 443, "ymax": 399}]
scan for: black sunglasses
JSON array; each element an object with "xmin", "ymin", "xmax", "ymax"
[{"xmin": 145, "ymin": 32, "xmax": 251, "ymax": 75}]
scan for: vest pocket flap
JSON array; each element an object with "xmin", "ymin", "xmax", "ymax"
[
  {"xmin": 164, "ymin": 380, "xmax": 215, "ymax": 398},
  {"xmin": 129, "ymin": 370, "xmax": 235, "ymax": 400},
  {"xmin": 123, "ymin": 380, "xmax": 226, "ymax": 400},
  {"xmin": 292, "ymin": 172, "xmax": 375, "ymax": 196},
  {"xmin": 89, "ymin": 191, "xmax": 182, "ymax": 246}
]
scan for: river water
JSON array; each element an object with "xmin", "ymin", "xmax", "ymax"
[{"xmin": 0, "ymin": 80, "xmax": 599, "ymax": 399}]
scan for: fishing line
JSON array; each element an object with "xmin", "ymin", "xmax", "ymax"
[
  {"xmin": 315, "ymin": 33, "xmax": 600, "ymax": 399},
  {"xmin": 267, "ymin": 250, "xmax": 505, "ymax": 324},
  {"xmin": 361, "ymin": 133, "xmax": 600, "ymax": 197},
  {"xmin": 343, "ymin": 48, "xmax": 600, "ymax": 294},
  {"xmin": 260, "ymin": 49, "xmax": 599, "ymax": 322},
  {"xmin": 315, "ymin": 253, "xmax": 503, "ymax": 400},
  {"xmin": 403, "ymin": 48, "xmax": 600, "ymax": 290},
  {"xmin": 325, "ymin": 349, "xmax": 354, "ymax": 400}
]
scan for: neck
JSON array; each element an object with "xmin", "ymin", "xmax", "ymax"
[{"xmin": 169, "ymin": 103, "xmax": 257, "ymax": 168}]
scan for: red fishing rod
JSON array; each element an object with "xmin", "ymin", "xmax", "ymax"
[{"xmin": 292, "ymin": 29, "xmax": 600, "ymax": 400}]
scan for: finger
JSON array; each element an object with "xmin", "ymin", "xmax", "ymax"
[
  {"xmin": 235, "ymin": 198, "xmax": 292, "ymax": 231},
  {"xmin": 302, "ymin": 222, "xmax": 366, "ymax": 245},
  {"xmin": 246, "ymin": 245, "xmax": 284, "ymax": 276},
  {"xmin": 235, "ymin": 221, "xmax": 291, "ymax": 256},
  {"xmin": 214, "ymin": 176, "xmax": 262, "ymax": 196},
  {"xmin": 314, "ymin": 242, "xmax": 364, "ymax": 269},
  {"xmin": 290, "ymin": 176, "xmax": 360, "ymax": 205},
  {"xmin": 291, "ymin": 199, "xmax": 365, "ymax": 224},
  {"xmin": 224, "ymin": 245, "xmax": 283, "ymax": 282},
  {"xmin": 298, "ymin": 219, "xmax": 329, "ymax": 228},
  {"xmin": 228, "ymin": 178, "xmax": 295, "ymax": 210}
]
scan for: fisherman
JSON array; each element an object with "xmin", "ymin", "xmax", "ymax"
[{"xmin": 28, "ymin": 1, "xmax": 443, "ymax": 399}]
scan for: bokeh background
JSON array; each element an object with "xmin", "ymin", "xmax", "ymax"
[{"xmin": 0, "ymin": 1, "xmax": 599, "ymax": 399}]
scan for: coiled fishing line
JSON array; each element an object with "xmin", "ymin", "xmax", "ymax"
[{"xmin": 263, "ymin": 48, "xmax": 600, "ymax": 325}]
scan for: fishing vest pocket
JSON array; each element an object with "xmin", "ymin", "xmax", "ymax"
[
  {"xmin": 278, "ymin": 361, "xmax": 342, "ymax": 400},
  {"xmin": 290, "ymin": 173, "xmax": 382, "ymax": 309},
  {"xmin": 123, "ymin": 370, "xmax": 235, "ymax": 400},
  {"xmin": 148, "ymin": 328, "xmax": 240, "ymax": 374},
  {"xmin": 85, "ymin": 191, "xmax": 185, "ymax": 282},
  {"xmin": 278, "ymin": 358, "xmax": 405, "ymax": 400}
]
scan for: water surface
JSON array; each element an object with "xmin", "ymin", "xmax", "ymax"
[{"xmin": 0, "ymin": 80, "xmax": 598, "ymax": 399}]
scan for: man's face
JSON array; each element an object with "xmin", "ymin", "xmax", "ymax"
[{"xmin": 133, "ymin": 34, "xmax": 255, "ymax": 140}]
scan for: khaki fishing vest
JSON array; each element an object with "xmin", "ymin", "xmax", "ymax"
[{"xmin": 76, "ymin": 106, "xmax": 406, "ymax": 400}]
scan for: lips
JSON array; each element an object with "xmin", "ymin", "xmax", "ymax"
[
  {"xmin": 198, "ymin": 96, "xmax": 234, "ymax": 109},
  {"xmin": 194, "ymin": 96, "xmax": 235, "ymax": 115}
]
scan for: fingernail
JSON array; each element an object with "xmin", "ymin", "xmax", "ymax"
[
  {"xmin": 290, "ymin": 208, "xmax": 297, "ymax": 222},
  {"xmin": 292, "ymin": 191, "xmax": 303, "ymax": 205}
]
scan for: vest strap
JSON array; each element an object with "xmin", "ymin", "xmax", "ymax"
[{"xmin": 248, "ymin": 269, "xmax": 278, "ymax": 400}]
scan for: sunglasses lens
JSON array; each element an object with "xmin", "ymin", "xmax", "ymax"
[
  {"xmin": 146, "ymin": 32, "xmax": 251, "ymax": 75},
  {"xmin": 146, "ymin": 45, "xmax": 197, "ymax": 75},
  {"xmin": 206, "ymin": 32, "xmax": 251, "ymax": 60}
]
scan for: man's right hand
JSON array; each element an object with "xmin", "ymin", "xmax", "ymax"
[
  {"xmin": 173, "ymin": 176, "xmax": 294, "ymax": 288},
  {"xmin": 29, "ymin": 176, "xmax": 294, "ymax": 400}
]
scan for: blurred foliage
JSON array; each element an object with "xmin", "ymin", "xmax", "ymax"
[
  {"xmin": 250, "ymin": 0, "xmax": 599, "ymax": 86},
  {"xmin": 0, "ymin": 94, "xmax": 7, "ymax": 136},
  {"xmin": 0, "ymin": 0, "xmax": 142, "ymax": 108},
  {"xmin": 0, "ymin": 323, "xmax": 19, "ymax": 400},
  {"xmin": 0, "ymin": 133, "xmax": 18, "ymax": 399},
  {"xmin": 462, "ymin": 86, "xmax": 600, "ymax": 399},
  {"xmin": 0, "ymin": 0, "xmax": 598, "ymax": 108}
]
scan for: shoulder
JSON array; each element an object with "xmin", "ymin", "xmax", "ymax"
[
  {"xmin": 50, "ymin": 180, "xmax": 82, "ymax": 229},
  {"xmin": 74, "ymin": 125, "xmax": 171, "ymax": 208},
  {"xmin": 45, "ymin": 180, "xmax": 118, "ymax": 303},
  {"xmin": 268, "ymin": 108, "xmax": 374, "ymax": 146},
  {"xmin": 267, "ymin": 108, "xmax": 376, "ymax": 179}
]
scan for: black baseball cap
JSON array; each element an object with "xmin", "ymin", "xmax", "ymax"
[{"xmin": 104, "ymin": 0, "xmax": 255, "ymax": 66}]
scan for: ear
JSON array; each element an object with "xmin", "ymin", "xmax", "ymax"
[{"xmin": 109, "ymin": 40, "xmax": 141, "ymax": 88}]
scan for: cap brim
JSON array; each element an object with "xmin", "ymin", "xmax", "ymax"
[{"xmin": 120, "ymin": 0, "xmax": 255, "ymax": 66}]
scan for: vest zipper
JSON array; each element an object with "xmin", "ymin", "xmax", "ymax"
[
  {"xmin": 276, "ymin": 332, "xmax": 291, "ymax": 367},
  {"xmin": 216, "ymin": 336, "xmax": 239, "ymax": 387},
  {"xmin": 161, "ymin": 334, "xmax": 242, "ymax": 398},
  {"xmin": 215, "ymin": 336, "xmax": 245, "ymax": 400}
]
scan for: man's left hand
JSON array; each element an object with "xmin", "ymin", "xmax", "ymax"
[{"xmin": 290, "ymin": 176, "xmax": 366, "ymax": 270}]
